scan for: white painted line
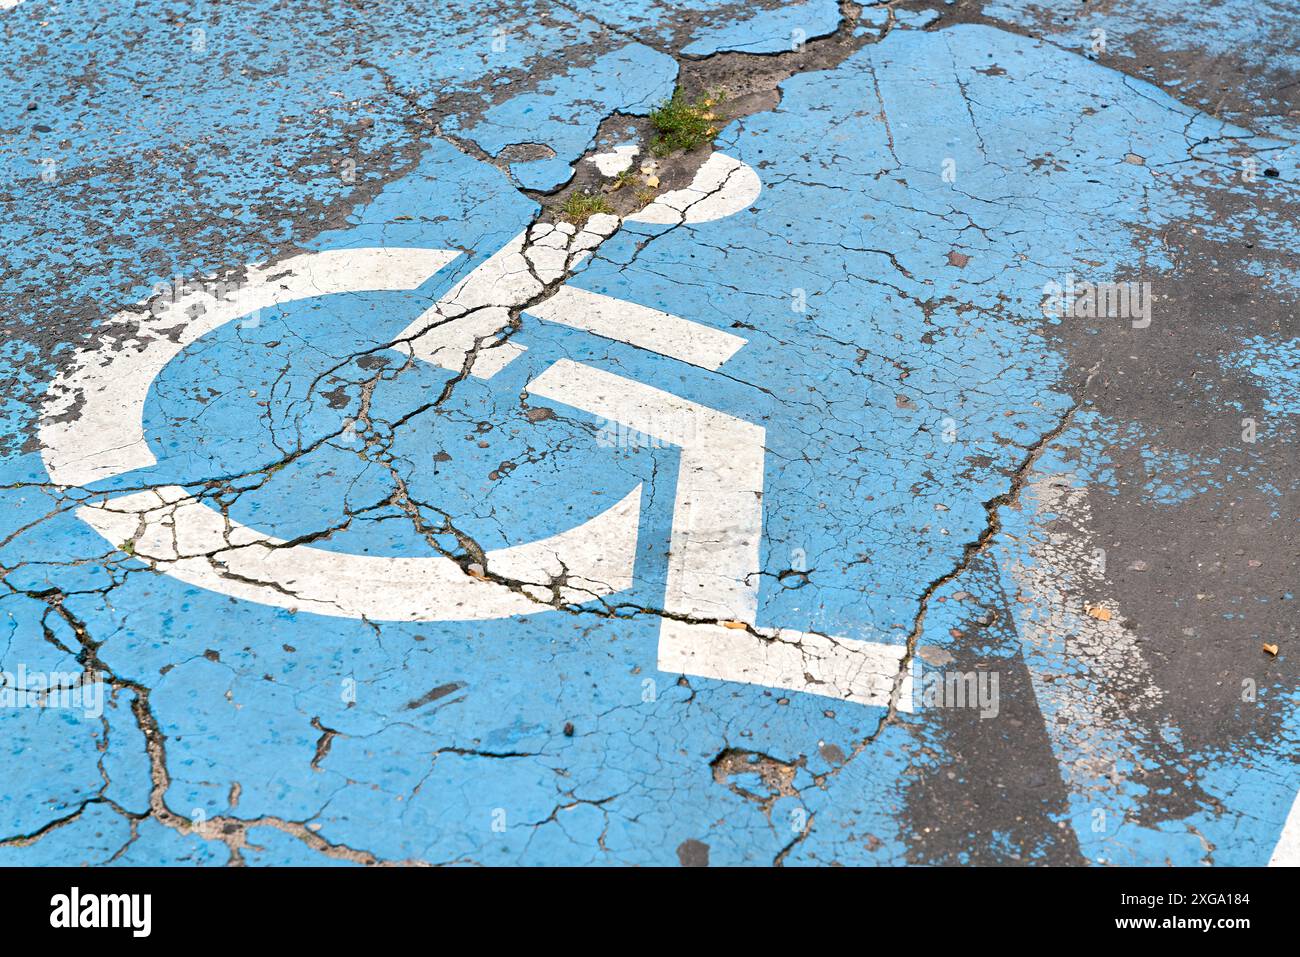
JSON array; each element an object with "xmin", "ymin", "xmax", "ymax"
[
  {"xmin": 392, "ymin": 231, "xmax": 532, "ymax": 378},
  {"xmin": 1270, "ymin": 791, "xmax": 1300, "ymax": 866},
  {"xmin": 526, "ymin": 358, "xmax": 764, "ymax": 619},
  {"xmin": 628, "ymin": 153, "xmax": 762, "ymax": 226},
  {"xmin": 998, "ymin": 474, "xmax": 1173, "ymax": 861},
  {"xmin": 525, "ymin": 285, "xmax": 746, "ymax": 370},
  {"xmin": 78, "ymin": 483, "xmax": 642, "ymax": 621},
  {"xmin": 526, "ymin": 358, "xmax": 907, "ymax": 709},
  {"xmin": 396, "ymin": 302, "xmax": 526, "ymax": 379},
  {"xmin": 393, "ymin": 215, "xmax": 622, "ymax": 379},
  {"xmin": 658, "ymin": 620, "xmax": 911, "ymax": 711}
]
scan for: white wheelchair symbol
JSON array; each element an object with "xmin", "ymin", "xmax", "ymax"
[{"xmin": 39, "ymin": 153, "xmax": 912, "ymax": 709}]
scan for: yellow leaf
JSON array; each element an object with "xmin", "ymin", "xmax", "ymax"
[
  {"xmin": 1085, "ymin": 604, "xmax": 1112, "ymax": 622},
  {"xmin": 1263, "ymin": 643, "xmax": 1279, "ymax": 656},
  {"xmin": 722, "ymin": 620, "xmax": 748, "ymax": 630}
]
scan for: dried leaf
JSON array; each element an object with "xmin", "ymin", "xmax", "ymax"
[
  {"xmin": 722, "ymin": 620, "xmax": 748, "ymax": 630},
  {"xmin": 1085, "ymin": 604, "xmax": 1112, "ymax": 622},
  {"xmin": 1263, "ymin": 643, "xmax": 1279, "ymax": 656}
]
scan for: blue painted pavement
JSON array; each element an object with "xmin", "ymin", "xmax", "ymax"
[{"xmin": 1, "ymin": 1, "xmax": 1297, "ymax": 865}]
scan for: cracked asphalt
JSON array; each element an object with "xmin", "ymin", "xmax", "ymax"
[{"xmin": 1, "ymin": 0, "xmax": 1297, "ymax": 867}]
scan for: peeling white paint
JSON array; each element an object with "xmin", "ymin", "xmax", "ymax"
[
  {"xmin": 40, "ymin": 247, "xmax": 460, "ymax": 488},
  {"xmin": 77, "ymin": 482, "xmax": 642, "ymax": 620},
  {"xmin": 587, "ymin": 143, "xmax": 639, "ymax": 176},
  {"xmin": 628, "ymin": 153, "xmax": 762, "ymax": 225}
]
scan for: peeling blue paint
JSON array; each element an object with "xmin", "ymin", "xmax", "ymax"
[
  {"xmin": 680, "ymin": 0, "xmax": 842, "ymax": 56},
  {"xmin": 1226, "ymin": 336, "xmax": 1300, "ymax": 418},
  {"xmin": 446, "ymin": 44, "xmax": 678, "ymax": 190},
  {"xmin": 2, "ymin": 5, "xmax": 1298, "ymax": 866}
]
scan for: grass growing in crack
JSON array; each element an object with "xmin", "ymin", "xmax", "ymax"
[
  {"xmin": 555, "ymin": 190, "xmax": 613, "ymax": 226},
  {"xmin": 606, "ymin": 169, "xmax": 658, "ymax": 214},
  {"xmin": 649, "ymin": 89, "xmax": 725, "ymax": 156}
]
